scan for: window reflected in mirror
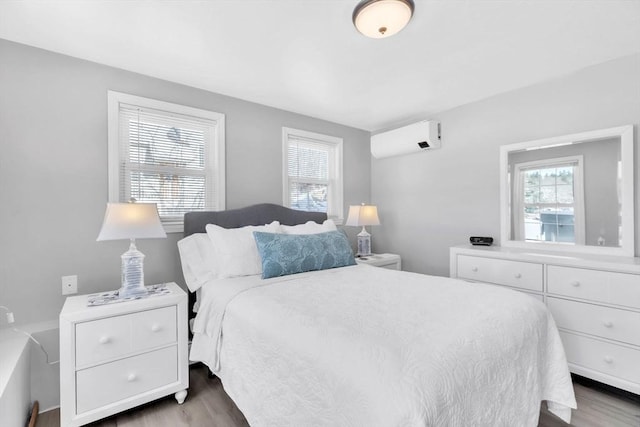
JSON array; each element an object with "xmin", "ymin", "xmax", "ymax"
[
  {"xmin": 512, "ymin": 156, "xmax": 584, "ymax": 244},
  {"xmin": 500, "ymin": 125, "xmax": 634, "ymax": 257}
]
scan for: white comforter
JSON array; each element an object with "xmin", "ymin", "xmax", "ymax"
[{"xmin": 190, "ymin": 265, "xmax": 576, "ymax": 427}]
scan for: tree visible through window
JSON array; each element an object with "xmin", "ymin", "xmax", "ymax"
[
  {"xmin": 283, "ymin": 128, "xmax": 343, "ymax": 222},
  {"xmin": 514, "ymin": 156, "xmax": 585, "ymax": 244},
  {"xmin": 128, "ymin": 119, "xmax": 207, "ymax": 217},
  {"xmin": 108, "ymin": 92, "xmax": 225, "ymax": 232}
]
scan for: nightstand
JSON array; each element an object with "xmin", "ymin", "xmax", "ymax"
[
  {"xmin": 60, "ymin": 282, "xmax": 189, "ymax": 427},
  {"xmin": 355, "ymin": 253, "xmax": 402, "ymax": 270}
]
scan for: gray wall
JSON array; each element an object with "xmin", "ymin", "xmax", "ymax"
[
  {"xmin": 0, "ymin": 38, "xmax": 371, "ymax": 326},
  {"xmin": 372, "ymin": 53, "xmax": 640, "ymax": 276}
]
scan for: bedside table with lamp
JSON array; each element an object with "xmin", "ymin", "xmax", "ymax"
[
  {"xmin": 60, "ymin": 202, "xmax": 189, "ymax": 427},
  {"xmin": 345, "ymin": 204, "xmax": 402, "ymax": 271}
]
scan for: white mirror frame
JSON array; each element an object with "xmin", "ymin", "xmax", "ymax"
[{"xmin": 499, "ymin": 125, "xmax": 635, "ymax": 257}]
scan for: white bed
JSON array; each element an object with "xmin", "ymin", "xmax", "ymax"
[{"xmin": 180, "ymin": 204, "xmax": 576, "ymax": 426}]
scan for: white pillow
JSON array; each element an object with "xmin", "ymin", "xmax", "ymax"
[
  {"xmin": 279, "ymin": 219, "xmax": 337, "ymax": 235},
  {"xmin": 177, "ymin": 233, "xmax": 217, "ymax": 292},
  {"xmin": 206, "ymin": 221, "xmax": 280, "ymax": 278}
]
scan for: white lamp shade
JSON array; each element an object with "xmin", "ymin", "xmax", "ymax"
[
  {"xmin": 353, "ymin": 0, "xmax": 414, "ymax": 39},
  {"xmin": 97, "ymin": 202, "xmax": 167, "ymax": 241},
  {"xmin": 345, "ymin": 205, "xmax": 381, "ymax": 227}
]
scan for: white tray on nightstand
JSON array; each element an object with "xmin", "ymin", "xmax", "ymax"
[{"xmin": 355, "ymin": 253, "xmax": 402, "ymax": 270}]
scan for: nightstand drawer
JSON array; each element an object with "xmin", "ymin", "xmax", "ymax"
[
  {"xmin": 76, "ymin": 345, "xmax": 178, "ymax": 414},
  {"xmin": 560, "ymin": 331, "xmax": 640, "ymax": 385},
  {"xmin": 76, "ymin": 306, "xmax": 177, "ymax": 367},
  {"xmin": 548, "ymin": 266, "xmax": 640, "ymax": 309},
  {"xmin": 457, "ymin": 255, "xmax": 543, "ymax": 292},
  {"xmin": 548, "ymin": 298, "xmax": 640, "ymax": 346},
  {"xmin": 131, "ymin": 306, "xmax": 177, "ymax": 352}
]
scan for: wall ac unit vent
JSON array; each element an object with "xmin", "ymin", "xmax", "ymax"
[{"xmin": 371, "ymin": 120, "xmax": 441, "ymax": 159}]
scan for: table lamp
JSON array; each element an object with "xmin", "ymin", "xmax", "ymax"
[
  {"xmin": 345, "ymin": 204, "xmax": 380, "ymax": 257},
  {"xmin": 97, "ymin": 202, "xmax": 166, "ymax": 298}
]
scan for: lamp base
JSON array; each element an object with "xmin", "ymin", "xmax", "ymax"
[
  {"xmin": 118, "ymin": 284, "xmax": 148, "ymax": 299},
  {"xmin": 118, "ymin": 240, "xmax": 148, "ymax": 299},
  {"xmin": 356, "ymin": 227, "xmax": 372, "ymax": 257}
]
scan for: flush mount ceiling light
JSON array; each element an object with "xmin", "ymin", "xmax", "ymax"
[{"xmin": 352, "ymin": 0, "xmax": 415, "ymax": 39}]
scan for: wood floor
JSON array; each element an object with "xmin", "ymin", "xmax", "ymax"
[{"xmin": 38, "ymin": 365, "xmax": 640, "ymax": 427}]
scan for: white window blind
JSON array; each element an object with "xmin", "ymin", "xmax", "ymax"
[
  {"xmin": 108, "ymin": 92, "xmax": 225, "ymax": 232},
  {"xmin": 283, "ymin": 127, "xmax": 343, "ymax": 222}
]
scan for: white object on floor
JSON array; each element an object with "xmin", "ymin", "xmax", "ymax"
[{"xmin": 0, "ymin": 330, "xmax": 30, "ymax": 427}]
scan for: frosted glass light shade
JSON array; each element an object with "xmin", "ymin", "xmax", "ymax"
[
  {"xmin": 345, "ymin": 205, "xmax": 381, "ymax": 227},
  {"xmin": 97, "ymin": 203, "xmax": 166, "ymax": 241},
  {"xmin": 353, "ymin": 0, "xmax": 415, "ymax": 39}
]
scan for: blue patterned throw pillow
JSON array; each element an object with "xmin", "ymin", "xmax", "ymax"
[{"xmin": 253, "ymin": 230, "xmax": 356, "ymax": 279}]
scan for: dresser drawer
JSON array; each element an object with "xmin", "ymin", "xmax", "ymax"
[
  {"xmin": 457, "ymin": 255, "xmax": 543, "ymax": 292},
  {"xmin": 559, "ymin": 331, "xmax": 640, "ymax": 385},
  {"xmin": 76, "ymin": 345, "xmax": 178, "ymax": 414},
  {"xmin": 547, "ymin": 266, "xmax": 640, "ymax": 309},
  {"xmin": 548, "ymin": 298, "xmax": 640, "ymax": 346},
  {"xmin": 76, "ymin": 306, "xmax": 177, "ymax": 367}
]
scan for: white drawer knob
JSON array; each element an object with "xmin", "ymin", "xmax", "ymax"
[
  {"xmin": 98, "ymin": 336, "xmax": 110, "ymax": 344},
  {"xmin": 603, "ymin": 321, "xmax": 613, "ymax": 328},
  {"xmin": 151, "ymin": 324, "xmax": 161, "ymax": 332},
  {"xmin": 571, "ymin": 281, "xmax": 580, "ymax": 287},
  {"xmin": 514, "ymin": 273, "xmax": 522, "ymax": 279},
  {"xmin": 604, "ymin": 356, "xmax": 613, "ymax": 364},
  {"xmin": 127, "ymin": 373, "xmax": 137, "ymax": 382},
  {"xmin": 471, "ymin": 267, "xmax": 478, "ymax": 272}
]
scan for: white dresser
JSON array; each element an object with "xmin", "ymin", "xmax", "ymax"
[
  {"xmin": 60, "ymin": 282, "xmax": 189, "ymax": 427},
  {"xmin": 450, "ymin": 245, "xmax": 640, "ymax": 395}
]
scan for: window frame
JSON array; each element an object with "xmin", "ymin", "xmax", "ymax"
[
  {"xmin": 512, "ymin": 155, "xmax": 585, "ymax": 245},
  {"xmin": 282, "ymin": 127, "xmax": 344, "ymax": 224},
  {"xmin": 107, "ymin": 91, "xmax": 225, "ymax": 233}
]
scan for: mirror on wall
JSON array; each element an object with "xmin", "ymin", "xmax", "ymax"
[{"xmin": 499, "ymin": 125, "xmax": 635, "ymax": 257}]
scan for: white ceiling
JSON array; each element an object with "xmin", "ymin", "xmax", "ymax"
[{"xmin": 1, "ymin": 0, "xmax": 639, "ymax": 132}]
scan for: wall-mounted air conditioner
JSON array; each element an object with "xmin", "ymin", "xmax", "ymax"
[{"xmin": 371, "ymin": 120, "xmax": 441, "ymax": 159}]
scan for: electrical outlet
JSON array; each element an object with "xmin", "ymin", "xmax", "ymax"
[{"xmin": 62, "ymin": 275, "xmax": 78, "ymax": 295}]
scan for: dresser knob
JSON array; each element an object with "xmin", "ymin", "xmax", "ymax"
[
  {"xmin": 571, "ymin": 281, "xmax": 580, "ymax": 287},
  {"xmin": 98, "ymin": 336, "xmax": 110, "ymax": 344},
  {"xmin": 603, "ymin": 321, "xmax": 613, "ymax": 328},
  {"xmin": 471, "ymin": 267, "xmax": 478, "ymax": 272},
  {"xmin": 151, "ymin": 324, "xmax": 161, "ymax": 332},
  {"xmin": 127, "ymin": 373, "xmax": 137, "ymax": 382},
  {"xmin": 604, "ymin": 356, "xmax": 613, "ymax": 364},
  {"xmin": 514, "ymin": 273, "xmax": 522, "ymax": 279}
]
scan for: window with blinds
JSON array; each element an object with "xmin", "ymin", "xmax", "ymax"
[
  {"xmin": 108, "ymin": 92, "xmax": 225, "ymax": 232},
  {"xmin": 283, "ymin": 127, "xmax": 343, "ymax": 222}
]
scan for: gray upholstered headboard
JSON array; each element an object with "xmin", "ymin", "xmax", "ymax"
[
  {"xmin": 184, "ymin": 203, "xmax": 327, "ymax": 237},
  {"xmin": 183, "ymin": 203, "xmax": 327, "ymax": 324}
]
